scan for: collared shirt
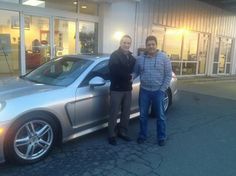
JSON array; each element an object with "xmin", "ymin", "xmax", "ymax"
[{"xmin": 133, "ymin": 51, "xmax": 172, "ymax": 92}]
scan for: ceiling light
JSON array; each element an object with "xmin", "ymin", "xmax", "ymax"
[
  {"xmin": 23, "ymin": 0, "xmax": 45, "ymax": 7},
  {"xmin": 81, "ymin": 5, "xmax": 87, "ymax": 9},
  {"xmin": 73, "ymin": 1, "xmax": 78, "ymax": 5}
]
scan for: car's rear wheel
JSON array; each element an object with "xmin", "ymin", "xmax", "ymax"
[
  {"xmin": 163, "ymin": 89, "xmax": 171, "ymax": 112},
  {"xmin": 4, "ymin": 112, "xmax": 58, "ymax": 164}
]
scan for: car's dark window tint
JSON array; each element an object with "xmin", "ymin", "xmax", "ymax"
[{"xmin": 80, "ymin": 60, "xmax": 110, "ymax": 87}]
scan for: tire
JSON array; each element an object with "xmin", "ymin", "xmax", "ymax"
[
  {"xmin": 4, "ymin": 112, "xmax": 58, "ymax": 164},
  {"xmin": 149, "ymin": 89, "xmax": 172, "ymax": 117}
]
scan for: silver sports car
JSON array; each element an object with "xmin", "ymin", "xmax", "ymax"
[{"xmin": 0, "ymin": 55, "xmax": 177, "ymax": 164}]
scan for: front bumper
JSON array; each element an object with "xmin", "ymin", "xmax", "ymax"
[{"xmin": 0, "ymin": 120, "xmax": 12, "ymax": 163}]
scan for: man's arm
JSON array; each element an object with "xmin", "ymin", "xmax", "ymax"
[
  {"xmin": 160, "ymin": 58, "xmax": 172, "ymax": 92},
  {"xmin": 132, "ymin": 57, "xmax": 140, "ymax": 80}
]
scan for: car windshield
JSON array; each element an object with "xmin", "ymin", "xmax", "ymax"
[{"xmin": 24, "ymin": 56, "xmax": 93, "ymax": 86}]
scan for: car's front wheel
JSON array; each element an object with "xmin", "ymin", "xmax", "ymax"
[{"xmin": 4, "ymin": 112, "xmax": 58, "ymax": 164}]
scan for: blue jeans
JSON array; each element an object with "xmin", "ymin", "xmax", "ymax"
[{"xmin": 138, "ymin": 88, "xmax": 166, "ymax": 141}]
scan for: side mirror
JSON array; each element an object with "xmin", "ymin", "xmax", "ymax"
[{"xmin": 89, "ymin": 76, "xmax": 106, "ymax": 87}]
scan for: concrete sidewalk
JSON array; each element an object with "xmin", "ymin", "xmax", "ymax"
[{"xmin": 177, "ymin": 75, "xmax": 236, "ymax": 83}]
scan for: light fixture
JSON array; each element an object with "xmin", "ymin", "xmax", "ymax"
[
  {"xmin": 73, "ymin": 1, "xmax": 78, "ymax": 5},
  {"xmin": 0, "ymin": 128, "xmax": 3, "ymax": 135},
  {"xmin": 81, "ymin": 5, "xmax": 87, "ymax": 9},
  {"xmin": 23, "ymin": 0, "xmax": 45, "ymax": 7},
  {"xmin": 113, "ymin": 31, "xmax": 124, "ymax": 41}
]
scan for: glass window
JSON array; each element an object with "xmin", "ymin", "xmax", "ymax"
[
  {"xmin": 226, "ymin": 38, "xmax": 232, "ymax": 62},
  {"xmin": 182, "ymin": 63, "xmax": 197, "ymax": 75},
  {"xmin": 54, "ymin": 19, "xmax": 76, "ymax": 56},
  {"xmin": 0, "ymin": 10, "xmax": 20, "ymax": 76},
  {"xmin": 25, "ymin": 15, "xmax": 50, "ymax": 71},
  {"xmin": 79, "ymin": 21, "xmax": 98, "ymax": 54},
  {"xmin": 226, "ymin": 64, "xmax": 230, "ymax": 74},
  {"xmin": 152, "ymin": 27, "xmax": 165, "ymax": 51},
  {"xmin": 79, "ymin": 2, "xmax": 98, "ymax": 16},
  {"xmin": 171, "ymin": 62, "xmax": 181, "ymax": 75},
  {"xmin": 164, "ymin": 28, "xmax": 182, "ymax": 60},
  {"xmin": 198, "ymin": 34, "xmax": 209, "ymax": 74},
  {"xmin": 182, "ymin": 32, "xmax": 198, "ymax": 61},
  {"xmin": 214, "ymin": 38, "xmax": 220, "ymax": 62},
  {"xmin": 0, "ymin": 0, "xmax": 18, "ymax": 3},
  {"xmin": 213, "ymin": 63, "xmax": 218, "ymax": 74},
  {"xmin": 213, "ymin": 37, "xmax": 232, "ymax": 75},
  {"xmin": 22, "ymin": 0, "xmax": 78, "ymax": 13}
]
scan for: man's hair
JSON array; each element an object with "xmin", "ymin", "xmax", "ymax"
[
  {"xmin": 120, "ymin": 35, "xmax": 132, "ymax": 42},
  {"xmin": 145, "ymin": 35, "xmax": 157, "ymax": 45}
]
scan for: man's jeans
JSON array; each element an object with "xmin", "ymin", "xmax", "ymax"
[{"xmin": 138, "ymin": 88, "xmax": 166, "ymax": 141}]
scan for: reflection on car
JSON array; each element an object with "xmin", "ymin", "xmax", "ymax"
[{"xmin": 0, "ymin": 55, "xmax": 177, "ymax": 164}]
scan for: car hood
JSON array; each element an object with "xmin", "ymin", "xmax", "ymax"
[{"xmin": 0, "ymin": 77, "xmax": 62, "ymax": 101}]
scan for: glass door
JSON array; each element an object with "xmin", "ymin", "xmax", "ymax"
[
  {"xmin": 54, "ymin": 18, "xmax": 76, "ymax": 57},
  {"xmin": 213, "ymin": 37, "xmax": 232, "ymax": 75},
  {"xmin": 24, "ymin": 15, "xmax": 50, "ymax": 71},
  {"xmin": 197, "ymin": 33, "xmax": 209, "ymax": 74},
  {"xmin": 0, "ymin": 10, "xmax": 20, "ymax": 76}
]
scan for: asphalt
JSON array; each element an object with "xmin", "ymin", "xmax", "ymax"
[{"xmin": 0, "ymin": 77, "xmax": 236, "ymax": 176}]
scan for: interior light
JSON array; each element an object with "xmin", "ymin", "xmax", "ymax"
[
  {"xmin": 0, "ymin": 128, "xmax": 3, "ymax": 135},
  {"xmin": 73, "ymin": 1, "xmax": 78, "ymax": 5},
  {"xmin": 23, "ymin": 0, "xmax": 45, "ymax": 7},
  {"xmin": 113, "ymin": 31, "xmax": 124, "ymax": 41},
  {"xmin": 81, "ymin": 5, "xmax": 87, "ymax": 9}
]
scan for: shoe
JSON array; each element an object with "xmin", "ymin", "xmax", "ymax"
[
  {"xmin": 137, "ymin": 138, "xmax": 145, "ymax": 144},
  {"xmin": 118, "ymin": 133, "xmax": 132, "ymax": 142},
  {"xmin": 108, "ymin": 137, "xmax": 117, "ymax": 146},
  {"xmin": 158, "ymin": 140, "xmax": 165, "ymax": 146}
]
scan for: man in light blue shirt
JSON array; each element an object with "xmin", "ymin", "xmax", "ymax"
[{"xmin": 133, "ymin": 35, "xmax": 172, "ymax": 146}]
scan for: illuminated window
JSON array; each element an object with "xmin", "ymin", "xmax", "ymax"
[
  {"xmin": 0, "ymin": 10, "xmax": 20, "ymax": 76},
  {"xmin": 213, "ymin": 37, "xmax": 232, "ymax": 74},
  {"xmin": 182, "ymin": 31, "xmax": 198, "ymax": 61},
  {"xmin": 164, "ymin": 28, "xmax": 182, "ymax": 60},
  {"xmin": 79, "ymin": 21, "xmax": 98, "ymax": 54},
  {"xmin": 24, "ymin": 15, "xmax": 50, "ymax": 71},
  {"xmin": 54, "ymin": 19, "xmax": 76, "ymax": 56},
  {"xmin": 153, "ymin": 26, "xmax": 210, "ymax": 76}
]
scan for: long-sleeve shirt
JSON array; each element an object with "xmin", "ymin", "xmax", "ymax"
[{"xmin": 133, "ymin": 51, "xmax": 172, "ymax": 92}]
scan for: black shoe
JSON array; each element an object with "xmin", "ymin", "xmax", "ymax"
[
  {"xmin": 108, "ymin": 137, "xmax": 117, "ymax": 146},
  {"xmin": 137, "ymin": 138, "xmax": 145, "ymax": 144},
  {"xmin": 118, "ymin": 134, "xmax": 132, "ymax": 142},
  {"xmin": 158, "ymin": 140, "xmax": 165, "ymax": 146}
]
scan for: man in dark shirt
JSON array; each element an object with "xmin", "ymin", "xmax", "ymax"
[{"xmin": 108, "ymin": 35, "xmax": 136, "ymax": 145}]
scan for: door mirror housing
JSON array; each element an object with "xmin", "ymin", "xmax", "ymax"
[{"xmin": 89, "ymin": 76, "xmax": 106, "ymax": 87}]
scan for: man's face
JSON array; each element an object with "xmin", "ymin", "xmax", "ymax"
[
  {"xmin": 120, "ymin": 37, "xmax": 132, "ymax": 53},
  {"xmin": 146, "ymin": 40, "xmax": 157, "ymax": 55}
]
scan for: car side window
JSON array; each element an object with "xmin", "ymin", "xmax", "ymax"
[{"xmin": 80, "ymin": 60, "xmax": 110, "ymax": 87}]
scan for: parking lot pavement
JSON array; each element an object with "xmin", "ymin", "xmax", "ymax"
[{"xmin": 0, "ymin": 80, "xmax": 236, "ymax": 176}]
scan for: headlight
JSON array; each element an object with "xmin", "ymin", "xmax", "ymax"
[{"xmin": 0, "ymin": 101, "xmax": 6, "ymax": 112}]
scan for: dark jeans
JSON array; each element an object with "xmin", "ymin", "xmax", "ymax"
[
  {"xmin": 108, "ymin": 91, "xmax": 132, "ymax": 138},
  {"xmin": 138, "ymin": 88, "xmax": 166, "ymax": 141}
]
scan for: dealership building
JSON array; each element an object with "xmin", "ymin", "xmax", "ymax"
[{"xmin": 0, "ymin": 0, "xmax": 236, "ymax": 77}]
